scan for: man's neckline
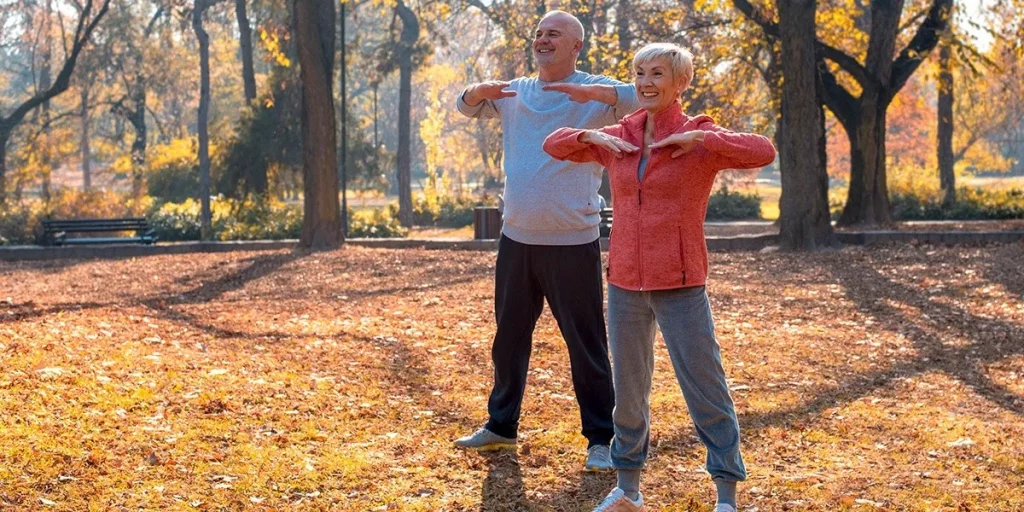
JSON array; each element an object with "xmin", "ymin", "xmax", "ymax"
[{"xmin": 537, "ymin": 70, "xmax": 581, "ymax": 83}]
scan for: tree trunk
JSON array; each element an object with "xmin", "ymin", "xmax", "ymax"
[
  {"xmin": 395, "ymin": 0, "xmax": 419, "ymax": 227},
  {"xmin": 338, "ymin": 0, "xmax": 348, "ymax": 236},
  {"xmin": 838, "ymin": 92, "xmax": 893, "ymax": 226},
  {"xmin": 81, "ymin": 86, "xmax": 92, "ymax": 191},
  {"xmin": 937, "ymin": 34, "xmax": 955, "ymax": 205},
  {"xmin": 835, "ymin": 0, "xmax": 907, "ymax": 226},
  {"xmin": 130, "ymin": 70, "xmax": 148, "ymax": 199},
  {"xmin": 777, "ymin": 0, "xmax": 835, "ymax": 250},
  {"xmin": 193, "ymin": 1, "xmax": 213, "ymax": 240},
  {"xmin": 236, "ymin": 0, "xmax": 257, "ymax": 105},
  {"xmin": 295, "ymin": 0, "xmax": 341, "ymax": 249},
  {"xmin": 40, "ymin": 16, "xmax": 53, "ymax": 203}
]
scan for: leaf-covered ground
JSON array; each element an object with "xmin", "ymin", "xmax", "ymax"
[{"xmin": 1, "ymin": 244, "xmax": 1023, "ymax": 511}]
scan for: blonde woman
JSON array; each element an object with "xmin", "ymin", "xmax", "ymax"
[{"xmin": 544, "ymin": 43, "xmax": 776, "ymax": 512}]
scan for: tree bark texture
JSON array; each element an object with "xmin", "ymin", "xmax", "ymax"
[
  {"xmin": 81, "ymin": 86, "xmax": 92, "ymax": 191},
  {"xmin": 130, "ymin": 72, "xmax": 148, "ymax": 199},
  {"xmin": 236, "ymin": 0, "xmax": 257, "ymax": 105},
  {"xmin": 193, "ymin": 1, "xmax": 213, "ymax": 240},
  {"xmin": 777, "ymin": 0, "xmax": 835, "ymax": 250},
  {"xmin": 395, "ymin": 0, "xmax": 419, "ymax": 227},
  {"xmin": 937, "ymin": 34, "xmax": 955, "ymax": 205},
  {"xmin": 295, "ymin": 0, "xmax": 341, "ymax": 249},
  {"xmin": 40, "ymin": 4, "xmax": 53, "ymax": 202},
  {"xmin": 339, "ymin": 0, "xmax": 348, "ymax": 236}
]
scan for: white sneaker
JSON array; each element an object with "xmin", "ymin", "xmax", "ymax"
[
  {"xmin": 453, "ymin": 427, "xmax": 516, "ymax": 451},
  {"xmin": 592, "ymin": 487, "xmax": 644, "ymax": 512},
  {"xmin": 715, "ymin": 504, "xmax": 737, "ymax": 512}
]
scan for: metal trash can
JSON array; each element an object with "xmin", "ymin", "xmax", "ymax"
[{"xmin": 473, "ymin": 207, "xmax": 503, "ymax": 240}]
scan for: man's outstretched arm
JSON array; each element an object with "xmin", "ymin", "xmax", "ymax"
[{"xmin": 457, "ymin": 80, "xmax": 516, "ymax": 118}]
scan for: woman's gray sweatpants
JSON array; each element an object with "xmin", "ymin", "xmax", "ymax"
[{"xmin": 607, "ymin": 284, "xmax": 746, "ymax": 482}]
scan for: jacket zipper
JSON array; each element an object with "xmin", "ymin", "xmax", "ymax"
[{"xmin": 637, "ymin": 150, "xmax": 645, "ymax": 291}]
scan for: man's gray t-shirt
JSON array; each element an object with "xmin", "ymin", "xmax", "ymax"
[{"xmin": 457, "ymin": 71, "xmax": 639, "ymax": 246}]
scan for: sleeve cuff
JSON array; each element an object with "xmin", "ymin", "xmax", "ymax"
[{"xmin": 612, "ymin": 84, "xmax": 634, "ymax": 106}]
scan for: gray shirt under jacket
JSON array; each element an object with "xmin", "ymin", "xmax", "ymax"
[{"xmin": 457, "ymin": 71, "xmax": 639, "ymax": 246}]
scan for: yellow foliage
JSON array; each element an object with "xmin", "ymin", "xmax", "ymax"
[
  {"xmin": 259, "ymin": 28, "xmax": 292, "ymax": 68},
  {"xmin": 147, "ymin": 137, "xmax": 218, "ymax": 175}
]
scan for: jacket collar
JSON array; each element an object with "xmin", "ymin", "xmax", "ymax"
[{"xmin": 622, "ymin": 101, "xmax": 689, "ymax": 141}]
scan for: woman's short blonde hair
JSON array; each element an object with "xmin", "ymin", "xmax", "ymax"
[{"xmin": 633, "ymin": 43, "xmax": 695, "ymax": 91}]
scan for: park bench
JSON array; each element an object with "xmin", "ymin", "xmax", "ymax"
[
  {"xmin": 472, "ymin": 207, "xmax": 615, "ymax": 239},
  {"xmin": 42, "ymin": 217, "xmax": 158, "ymax": 246}
]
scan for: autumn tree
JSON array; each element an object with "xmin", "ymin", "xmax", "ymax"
[
  {"xmin": 0, "ymin": 0, "xmax": 111, "ymax": 204},
  {"xmin": 103, "ymin": 0, "xmax": 169, "ymax": 198},
  {"xmin": 776, "ymin": 0, "xmax": 835, "ymax": 249},
  {"xmin": 737, "ymin": 0, "xmax": 954, "ymax": 226},
  {"xmin": 295, "ymin": 0, "xmax": 341, "ymax": 248},
  {"xmin": 394, "ymin": 0, "xmax": 420, "ymax": 227},
  {"xmin": 236, "ymin": 0, "xmax": 258, "ymax": 104},
  {"xmin": 193, "ymin": 0, "xmax": 219, "ymax": 239},
  {"xmin": 939, "ymin": 3, "xmax": 1024, "ymax": 196},
  {"xmin": 733, "ymin": 0, "xmax": 833, "ymax": 248},
  {"xmin": 368, "ymin": 0, "xmax": 435, "ymax": 226}
]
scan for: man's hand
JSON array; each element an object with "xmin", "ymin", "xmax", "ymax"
[
  {"xmin": 464, "ymin": 81, "xmax": 516, "ymax": 106},
  {"xmin": 580, "ymin": 130, "xmax": 639, "ymax": 157},
  {"xmin": 542, "ymin": 83, "xmax": 616, "ymax": 105},
  {"xmin": 649, "ymin": 130, "xmax": 705, "ymax": 158}
]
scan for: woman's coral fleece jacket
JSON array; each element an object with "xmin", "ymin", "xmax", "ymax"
[{"xmin": 543, "ymin": 104, "xmax": 777, "ymax": 292}]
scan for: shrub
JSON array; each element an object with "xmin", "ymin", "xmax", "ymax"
[
  {"xmin": 219, "ymin": 196, "xmax": 302, "ymax": 240},
  {"xmin": 411, "ymin": 194, "xmax": 482, "ymax": 227},
  {"xmin": 348, "ymin": 204, "xmax": 408, "ymax": 238},
  {"xmin": 147, "ymin": 196, "xmax": 303, "ymax": 241},
  {"xmin": 891, "ymin": 187, "xmax": 1024, "ymax": 220},
  {"xmin": 0, "ymin": 204, "xmax": 38, "ymax": 245},
  {"xmin": 0, "ymin": 189, "xmax": 152, "ymax": 245},
  {"xmin": 705, "ymin": 186, "xmax": 762, "ymax": 221},
  {"xmin": 146, "ymin": 200, "xmax": 205, "ymax": 241},
  {"xmin": 146, "ymin": 138, "xmax": 220, "ymax": 203}
]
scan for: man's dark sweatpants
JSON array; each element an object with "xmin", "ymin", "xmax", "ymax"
[{"xmin": 485, "ymin": 235, "xmax": 615, "ymax": 447}]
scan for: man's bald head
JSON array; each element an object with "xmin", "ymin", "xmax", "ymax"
[{"xmin": 538, "ymin": 10, "xmax": 584, "ymax": 42}]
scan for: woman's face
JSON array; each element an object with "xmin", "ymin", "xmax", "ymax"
[{"xmin": 634, "ymin": 56, "xmax": 682, "ymax": 115}]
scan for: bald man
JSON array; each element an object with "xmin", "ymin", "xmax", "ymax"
[{"xmin": 454, "ymin": 10, "xmax": 640, "ymax": 472}]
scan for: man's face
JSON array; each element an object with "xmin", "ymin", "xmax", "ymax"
[{"xmin": 532, "ymin": 15, "xmax": 582, "ymax": 69}]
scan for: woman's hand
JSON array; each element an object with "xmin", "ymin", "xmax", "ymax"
[
  {"xmin": 650, "ymin": 130, "xmax": 706, "ymax": 158},
  {"xmin": 580, "ymin": 130, "xmax": 639, "ymax": 157}
]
